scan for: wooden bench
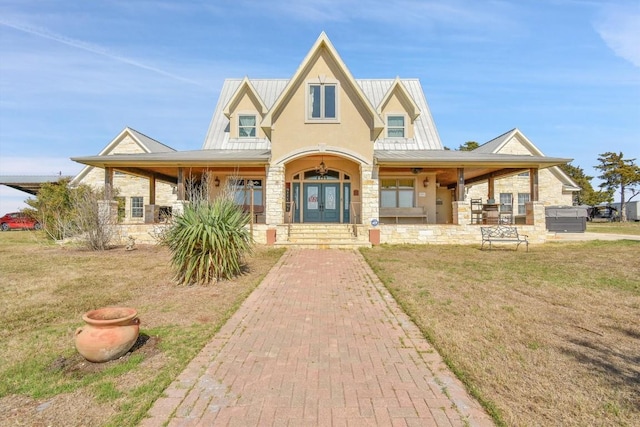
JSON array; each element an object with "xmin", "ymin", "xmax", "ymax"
[
  {"xmin": 379, "ymin": 207, "xmax": 428, "ymax": 224},
  {"xmin": 480, "ymin": 225, "xmax": 529, "ymax": 251}
]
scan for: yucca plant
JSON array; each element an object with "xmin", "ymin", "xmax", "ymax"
[{"xmin": 162, "ymin": 174, "xmax": 253, "ymax": 285}]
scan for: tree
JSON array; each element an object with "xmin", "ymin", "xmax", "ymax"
[
  {"xmin": 24, "ymin": 178, "xmax": 76, "ymax": 240},
  {"xmin": 458, "ymin": 141, "xmax": 479, "ymax": 151},
  {"xmin": 594, "ymin": 152, "xmax": 640, "ymax": 222},
  {"xmin": 24, "ymin": 178, "xmax": 118, "ymax": 248},
  {"xmin": 559, "ymin": 163, "xmax": 610, "ymax": 206}
]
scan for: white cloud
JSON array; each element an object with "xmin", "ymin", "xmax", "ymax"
[
  {"xmin": 0, "ymin": 18, "xmax": 208, "ymax": 87},
  {"xmin": 594, "ymin": 2, "xmax": 640, "ymax": 68}
]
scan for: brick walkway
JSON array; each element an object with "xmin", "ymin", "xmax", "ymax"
[{"xmin": 141, "ymin": 249, "xmax": 493, "ymax": 426}]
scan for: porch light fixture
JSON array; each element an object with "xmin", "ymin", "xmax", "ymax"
[
  {"xmin": 214, "ymin": 176, "xmax": 220, "ymax": 187},
  {"xmin": 315, "ymin": 157, "xmax": 328, "ymax": 177},
  {"xmin": 423, "ymin": 178, "xmax": 429, "ymax": 187}
]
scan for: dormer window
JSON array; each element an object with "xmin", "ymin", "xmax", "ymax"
[
  {"xmin": 238, "ymin": 114, "xmax": 257, "ymax": 138},
  {"xmin": 387, "ymin": 115, "xmax": 405, "ymax": 138},
  {"xmin": 308, "ymin": 83, "xmax": 337, "ymax": 120}
]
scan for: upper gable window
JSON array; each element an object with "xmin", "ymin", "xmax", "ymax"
[
  {"xmin": 308, "ymin": 83, "xmax": 337, "ymax": 120},
  {"xmin": 387, "ymin": 115, "xmax": 405, "ymax": 138},
  {"xmin": 238, "ymin": 114, "xmax": 257, "ymax": 138}
]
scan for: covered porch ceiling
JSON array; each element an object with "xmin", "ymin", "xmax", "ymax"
[
  {"xmin": 375, "ymin": 150, "xmax": 571, "ymax": 188},
  {"xmin": 71, "ymin": 148, "xmax": 571, "ymax": 189},
  {"xmin": 71, "ymin": 150, "xmax": 272, "ymax": 184}
]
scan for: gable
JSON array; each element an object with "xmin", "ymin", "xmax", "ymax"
[
  {"xmin": 201, "ymin": 34, "xmax": 442, "ymax": 153},
  {"xmin": 267, "ymin": 46, "xmax": 382, "ymax": 160},
  {"xmin": 261, "ymin": 32, "xmax": 384, "ymax": 139},
  {"xmin": 378, "ymin": 78, "xmax": 420, "ymax": 121},
  {"xmin": 71, "ymin": 127, "xmax": 174, "ymax": 186},
  {"xmin": 223, "ymin": 77, "xmax": 268, "ymax": 118}
]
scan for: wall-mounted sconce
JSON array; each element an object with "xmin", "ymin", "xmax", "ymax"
[
  {"xmin": 423, "ymin": 178, "xmax": 429, "ymax": 187},
  {"xmin": 214, "ymin": 176, "xmax": 220, "ymax": 187}
]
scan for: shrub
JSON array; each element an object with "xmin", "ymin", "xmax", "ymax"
[
  {"xmin": 25, "ymin": 178, "xmax": 117, "ymax": 249},
  {"xmin": 162, "ymin": 194, "xmax": 252, "ymax": 285}
]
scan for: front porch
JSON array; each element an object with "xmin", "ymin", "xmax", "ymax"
[{"xmin": 113, "ymin": 200, "xmax": 548, "ymax": 247}]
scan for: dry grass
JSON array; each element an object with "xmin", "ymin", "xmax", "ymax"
[
  {"xmin": 362, "ymin": 240, "xmax": 640, "ymax": 427},
  {"xmin": 0, "ymin": 231, "xmax": 284, "ymax": 426},
  {"xmin": 587, "ymin": 221, "xmax": 640, "ymax": 235}
]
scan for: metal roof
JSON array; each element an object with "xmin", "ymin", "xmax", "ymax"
[
  {"xmin": 202, "ymin": 78, "xmax": 443, "ymax": 151},
  {"xmin": 474, "ymin": 128, "xmax": 518, "ymax": 153},
  {"xmin": 0, "ymin": 175, "xmax": 72, "ymax": 195},
  {"xmin": 375, "ymin": 150, "xmax": 571, "ymax": 168},
  {"xmin": 126, "ymin": 127, "xmax": 176, "ymax": 153},
  {"xmin": 71, "ymin": 149, "xmax": 270, "ymax": 167}
]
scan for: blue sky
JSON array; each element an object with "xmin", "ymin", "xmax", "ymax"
[{"xmin": 1, "ymin": 0, "xmax": 638, "ymax": 212}]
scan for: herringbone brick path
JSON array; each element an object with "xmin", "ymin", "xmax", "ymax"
[{"xmin": 141, "ymin": 249, "xmax": 493, "ymax": 426}]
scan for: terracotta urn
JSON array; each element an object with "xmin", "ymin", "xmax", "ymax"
[{"xmin": 75, "ymin": 307, "xmax": 140, "ymax": 363}]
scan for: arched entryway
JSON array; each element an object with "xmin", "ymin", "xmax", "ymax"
[{"xmin": 285, "ymin": 155, "xmax": 359, "ymax": 224}]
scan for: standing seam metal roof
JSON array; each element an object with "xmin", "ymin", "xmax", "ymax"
[{"xmin": 201, "ymin": 78, "xmax": 443, "ymax": 151}]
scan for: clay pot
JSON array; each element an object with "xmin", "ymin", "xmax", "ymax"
[{"xmin": 75, "ymin": 307, "xmax": 140, "ymax": 363}]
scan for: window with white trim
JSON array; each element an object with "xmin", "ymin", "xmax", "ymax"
[
  {"xmin": 308, "ymin": 83, "xmax": 337, "ymax": 120},
  {"xmin": 499, "ymin": 193, "xmax": 513, "ymax": 212},
  {"xmin": 238, "ymin": 114, "xmax": 257, "ymax": 138},
  {"xmin": 387, "ymin": 115, "xmax": 405, "ymax": 138},
  {"xmin": 131, "ymin": 196, "xmax": 143, "ymax": 218},
  {"xmin": 518, "ymin": 193, "xmax": 530, "ymax": 215},
  {"xmin": 380, "ymin": 179, "xmax": 415, "ymax": 208}
]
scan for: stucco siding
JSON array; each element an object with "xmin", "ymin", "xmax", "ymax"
[{"xmin": 268, "ymin": 48, "xmax": 374, "ymax": 162}]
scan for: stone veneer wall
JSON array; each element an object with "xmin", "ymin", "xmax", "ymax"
[
  {"xmin": 374, "ymin": 201, "xmax": 548, "ymax": 244},
  {"xmin": 78, "ymin": 134, "xmax": 177, "ymax": 223},
  {"xmin": 467, "ymin": 170, "xmax": 573, "ymax": 208},
  {"xmin": 360, "ymin": 164, "xmax": 378, "ymax": 226},
  {"xmin": 114, "ymin": 223, "xmax": 271, "ymax": 245},
  {"xmin": 265, "ymin": 164, "xmax": 285, "ymax": 225}
]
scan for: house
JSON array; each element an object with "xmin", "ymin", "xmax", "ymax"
[
  {"xmin": 71, "ymin": 127, "xmax": 177, "ymax": 222},
  {"xmin": 466, "ymin": 128, "xmax": 580, "ymax": 224},
  {"xmin": 71, "ymin": 32, "xmax": 575, "ymax": 246}
]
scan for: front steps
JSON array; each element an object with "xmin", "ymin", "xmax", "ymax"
[{"xmin": 276, "ymin": 224, "xmax": 371, "ymax": 249}]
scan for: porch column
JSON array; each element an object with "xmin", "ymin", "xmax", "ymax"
[
  {"xmin": 530, "ymin": 168, "xmax": 539, "ymax": 201},
  {"xmin": 176, "ymin": 168, "xmax": 185, "ymax": 201},
  {"xmin": 265, "ymin": 164, "xmax": 285, "ymax": 225},
  {"xmin": 361, "ymin": 163, "xmax": 378, "ymax": 225},
  {"xmin": 149, "ymin": 175, "xmax": 156, "ymax": 205},
  {"xmin": 455, "ymin": 168, "xmax": 465, "ymax": 201},
  {"xmin": 488, "ymin": 175, "xmax": 495, "ymax": 202},
  {"xmin": 145, "ymin": 175, "xmax": 159, "ymax": 223},
  {"xmin": 104, "ymin": 167, "xmax": 114, "ymax": 200}
]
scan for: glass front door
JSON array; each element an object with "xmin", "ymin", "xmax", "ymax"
[{"xmin": 303, "ymin": 183, "xmax": 340, "ymax": 223}]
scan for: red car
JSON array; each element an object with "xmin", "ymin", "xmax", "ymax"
[{"xmin": 0, "ymin": 212, "xmax": 41, "ymax": 231}]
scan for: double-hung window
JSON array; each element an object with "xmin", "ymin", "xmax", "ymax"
[
  {"xmin": 380, "ymin": 179, "xmax": 414, "ymax": 208},
  {"xmin": 308, "ymin": 83, "xmax": 337, "ymax": 120},
  {"xmin": 517, "ymin": 193, "xmax": 530, "ymax": 215},
  {"xmin": 238, "ymin": 114, "xmax": 256, "ymax": 138},
  {"xmin": 131, "ymin": 196, "xmax": 143, "ymax": 218},
  {"xmin": 499, "ymin": 193, "xmax": 513, "ymax": 212},
  {"xmin": 387, "ymin": 115, "xmax": 405, "ymax": 138}
]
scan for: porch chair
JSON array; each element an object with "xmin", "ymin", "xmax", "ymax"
[{"xmin": 470, "ymin": 198, "xmax": 483, "ymax": 224}]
